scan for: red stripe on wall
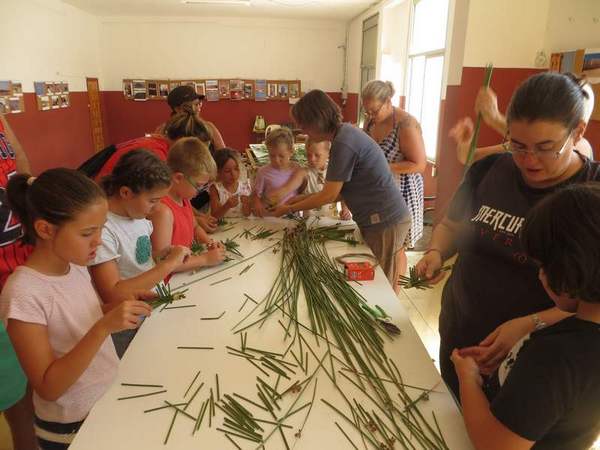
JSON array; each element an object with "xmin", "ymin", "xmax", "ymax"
[
  {"xmin": 101, "ymin": 91, "xmax": 361, "ymax": 152},
  {"xmin": 4, "ymin": 92, "xmax": 96, "ymax": 174}
]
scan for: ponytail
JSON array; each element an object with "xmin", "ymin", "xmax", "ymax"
[
  {"xmin": 164, "ymin": 104, "xmax": 213, "ymax": 143},
  {"xmin": 7, "ymin": 169, "xmax": 105, "ymax": 245}
]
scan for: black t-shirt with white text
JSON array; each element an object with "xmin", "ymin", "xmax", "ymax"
[
  {"xmin": 440, "ymin": 152, "xmax": 600, "ymax": 344},
  {"xmin": 485, "ymin": 317, "xmax": 600, "ymax": 450}
]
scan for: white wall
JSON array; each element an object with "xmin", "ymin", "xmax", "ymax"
[
  {"xmin": 462, "ymin": 0, "xmax": 550, "ymax": 68},
  {"xmin": 544, "ymin": 0, "xmax": 600, "ymax": 52},
  {"xmin": 0, "ymin": 0, "xmax": 102, "ymax": 92},
  {"xmin": 98, "ymin": 16, "xmax": 346, "ymax": 92}
]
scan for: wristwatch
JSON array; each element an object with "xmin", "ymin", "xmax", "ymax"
[{"xmin": 531, "ymin": 313, "xmax": 547, "ymax": 331}]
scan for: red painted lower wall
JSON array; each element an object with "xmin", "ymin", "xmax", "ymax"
[
  {"xmin": 433, "ymin": 66, "xmax": 600, "ymax": 223},
  {"xmin": 4, "ymin": 92, "xmax": 96, "ymax": 174},
  {"xmin": 101, "ymin": 91, "xmax": 361, "ymax": 152}
]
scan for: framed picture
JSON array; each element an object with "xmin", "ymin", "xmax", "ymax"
[
  {"xmin": 39, "ymin": 96, "xmax": 51, "ymax": 111},
  {"xmin": 243, "ymin": 81, "xmax": 254, "ymax": 100},
  {"xmin": 60, "ymin": 94, "xmax": 69, "ymax": 108},
  {"xmin": 169, "ymin": 80, "xmax": 182, "ymax": 91},
  {"xmin": 0, "ymin": 81, "xmax": 10, "ymax": 96},
  {"xmin": 132, "ymin": 80, "xmax": 147, "ymax": 101},
  {"xmin": 12, "ymin": 82, "xmax": 23, "ymax": 96},
  {"xmin": 158, "ymin": 81, "xmax": 169, "ymax": 97},
  {"xmin": 51, "ymin": 95, "xmax": 61, "ymax": 109},
  {"xmin": 0, "ymin": 97, "xmax": 9, "ymax": 114},
  {"xmin": 230, "ymin": 79, "xmax": 243, "ymax": 100},
  {"xmin": 267, "ymin": 82, "xmax": 278, "ymax": 98},
  {"xmin": 195, "ymin": 82, "xmax": 206, "ymax": 97},
  {"xmin": 218, "ymin": 79, "xmax": 230, "ymax": 99},
  {"xmin": 278, "ymin": 83, "xmax": 289, "ymax": 99},
  {"xmin": 288, "ymin": 82, "xmax": 300, "ymax": 98},
  {"xmin": 255, "ymin": 80, "xmax": 267, "ymax": 101},
  {"xmin": 147, "ymin": 81, "xmax": 159, "ymax": 98},
  {"xmin": 123, "ymin": 80, "xmax": 133, "ymax": 98},
  {"xmin": 8, "ymin": 97, "xmax": 23, "ymax": 113}
]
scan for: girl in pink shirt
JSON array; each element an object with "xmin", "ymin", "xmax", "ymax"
[
  {"xmin": 252, "ymin": 128, "xmax": 303, "ymax": 217},
  {"xmin": 0, "ymin": 169, "xmax": 153, "ymax": 450}
]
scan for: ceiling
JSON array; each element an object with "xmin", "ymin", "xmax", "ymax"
[{"xmin": 63, "ymin": 0, "xmax": 379, "ymax": 20}]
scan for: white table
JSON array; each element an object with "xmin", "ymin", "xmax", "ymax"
[{"xmin": 71, "ymin": 218, "xmax": 472, "ymax": 450}]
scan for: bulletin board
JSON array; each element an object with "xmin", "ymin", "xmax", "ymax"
[
  {"xmin": 0, "ymin": 80, "xmax": 25, "ymax": 114},
  {"xmin": 33, "ymin": 81, "xmax": 70, "ymax": 111},
  {"xmin": 122, "ymin": 78, "xmax": 301, "ymax": 103}
]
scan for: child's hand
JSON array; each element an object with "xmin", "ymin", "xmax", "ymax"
[
  {"xmin": 163, "ymin": 245, "xmax": 191, "ymax": 267},
  {"xmin": 203, "ymin": 246, "xmax": 226, "ymax": 266},
  {"xmin": 254, "ymin": 201, "xmax": 267, "ymax": 218},
  {"xmin": 340, "ymin": 206, "xmax": 352, "ymax": 221},
  {"xmin": 100, "ymin": 299, "xmax": 152, "ymax": 334},
  {"xmin": 266, "ymin": 189, "xmax": 284, "ymax": 206},
  {"xmin": 197, "ymin": 213, "xmax": 218, "ymax": 233},
  {"xmin": 226, "ymin": 195, "xmax": 239, "ymax": 208},
  {"xmin": 451, "ymin": 349, "xmax": 483, "ymax": 387}
]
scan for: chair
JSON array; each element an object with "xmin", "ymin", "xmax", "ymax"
[{"xmin": 265, "ymin": 124, "xmax": 281, "ymax": 138}]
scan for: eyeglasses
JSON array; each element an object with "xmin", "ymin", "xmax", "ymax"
[
  {"xmin": 503, "ymin": 131, "xmax": 573, "ymax": 161},
  {"xmin": 363, "ymin": 102, "xmax": 385, "ymax": 118},
  {"xmin": 185, "ymin": 175, "xmax": 208, "ymax": 193}
]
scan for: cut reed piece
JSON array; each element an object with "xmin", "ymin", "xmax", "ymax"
[
  {"xmin": 222, "ymin": 238, "xmax": 244, "ymax": 258},
  {"xmin": 149, "ymin": 283, "xmax": 188, "ymax": 310},
  {"xmin": 463, "ymin": 63, "xmax": 494, "ymax": 173},
  {"xmin": 177, "ymin": 346, "xmax": 214, "ymax": 350},
  {"xmin": 201, "ymin": 311, "xmax": 226, "ymax": 320},
  {"xmin": 398, "ymin": 265, "xmax": 453, "ymax": 290},
  {"xmin": 117, "ymin": 389, "xmax": 167, "ymax": 401},
  {"xmin": 210, "ymin": 277, "xmax": 232, "ymax": 286}
]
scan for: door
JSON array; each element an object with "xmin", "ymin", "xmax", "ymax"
[{"xmin": 86, "ymin": 78, "xmax": 105, "ymax": 152}]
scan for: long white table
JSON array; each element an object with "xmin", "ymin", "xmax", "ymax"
[{"xmin": 70, "ymin": 217, "xmax": 472, "ymax": 450}]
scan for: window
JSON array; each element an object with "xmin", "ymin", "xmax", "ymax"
[
  {"xmin": 406, "ymin": 0, "xmax": 449, "ymax": 161},
  {"xmin": 358, "ymin": 14, "xmax": 379, "ymax": 125}
]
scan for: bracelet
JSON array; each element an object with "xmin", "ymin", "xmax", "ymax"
[
  {"xmin": 424, "ymin": 248, "xmax": 443, "ymax": 259},
  {"xmin": 531, "ymin": 313, "xmax": 547, "ymax": 331}
]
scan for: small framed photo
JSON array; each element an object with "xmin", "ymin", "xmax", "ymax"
[
  {"xmin": 60, "ymin": 94, "xmax": 69, "ymax": 108},
  {"xmin": 147, "ymin": 81, "xmax": 159, "ymax": 98},
  {"xmin": 51, "ymin": 95, "xmax": 61, "ymax": 109},
  {"xmin": 243, "ymin": 81, "xmax": 254, "ymax": 100},
  {"xmin": 289, "ymin": 82, "xmax": 300, "ymax": 98},
  {"xmin": 268, "ymin": 82, "xmax": 277, "ymax": 98},
  {"xmin": 8, "ymin": 97, "xmax": 22, "ymax": 113},
  {"xmin": 278, "ymin": 83, "xmax": 289, "ymax": 99},
  {"xmin": 195, "ymin": 82, "xmax": 206, "ymax": 97},
  {"xmin": 218, "ymin": 79, "xmax": 230, "ymax": 99},
  {"xmin": 158, "ymin": 81, "xmax": 169, "ymax": 97}
]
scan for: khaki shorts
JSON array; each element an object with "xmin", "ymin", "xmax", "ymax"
[{"xmin": 360, "ymin": 219, "xmax": 411, "ymax": 285}]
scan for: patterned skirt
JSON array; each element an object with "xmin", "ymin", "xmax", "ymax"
[{"xmin": 393, "ymin": 172, "xmax": 424, "ymax": 248}]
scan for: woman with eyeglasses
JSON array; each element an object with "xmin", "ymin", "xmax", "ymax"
[
  {"xmin": 361, "ymin": 80, "xmax": 427, "ymax": 278},
  {"xmin": 415, "ymin": 72, "xmax": 600, "ymax": 399},
  {"xmin": 453, "ymin": 77, "xmax": 595, "ymax": 164}
]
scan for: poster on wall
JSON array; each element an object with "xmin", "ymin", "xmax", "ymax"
[
  {"xmin": 35, "ymin": 81, "xmax": 70, "ymax": 111},
  {"xmin": 267, "ymin": 82, "xmax": 278, "ymax": 99},
  {"xmin": 278, "ymin": 83, "xmax": 289, "ymax": 99},
  {"xmin": 206, "ymin": 79, "xmax": 219, "ymax": 101},
  {"xmin": 123, "ymin": 80, "xmax": 133, "ymax": 98},
  {"xmin": 195, "ymin": 82, "xmax": 206, "ymax": 97},
  {"xmin": 147, "ymin": 81, "xmax": 159, "ymax": 99},
  {"xmin": 255, "ymin": 79, "xmax": 267, "ymax": 101},
  {"xmin": 132, "ymin": 80, "xmax": 147, "ymax": 101},
  {"xmin": 157, "ymin": 80, "xmax": 169, "ymax": 97},
  {"xmin": 243, "ymin": 81, "xmax": 254, "ymax": 100},
  {"xmin": 289, "ymin": 82, "xmax": 299, "ymax": 98},
  {"xmin": 230, "ymin": 79, "xmax": 243, "ymax": 100},
  {"xmin": 0, "ymin": 80, "xmax": 25, "ymax": 114},
  {"xmin": 218, "ymin": 80, "xmax": 230, "ymax": 99}
]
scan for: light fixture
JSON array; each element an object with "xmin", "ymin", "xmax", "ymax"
[{"xmin": 182, "ymin": 0, "xmax": 251, "ymax": 5}]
